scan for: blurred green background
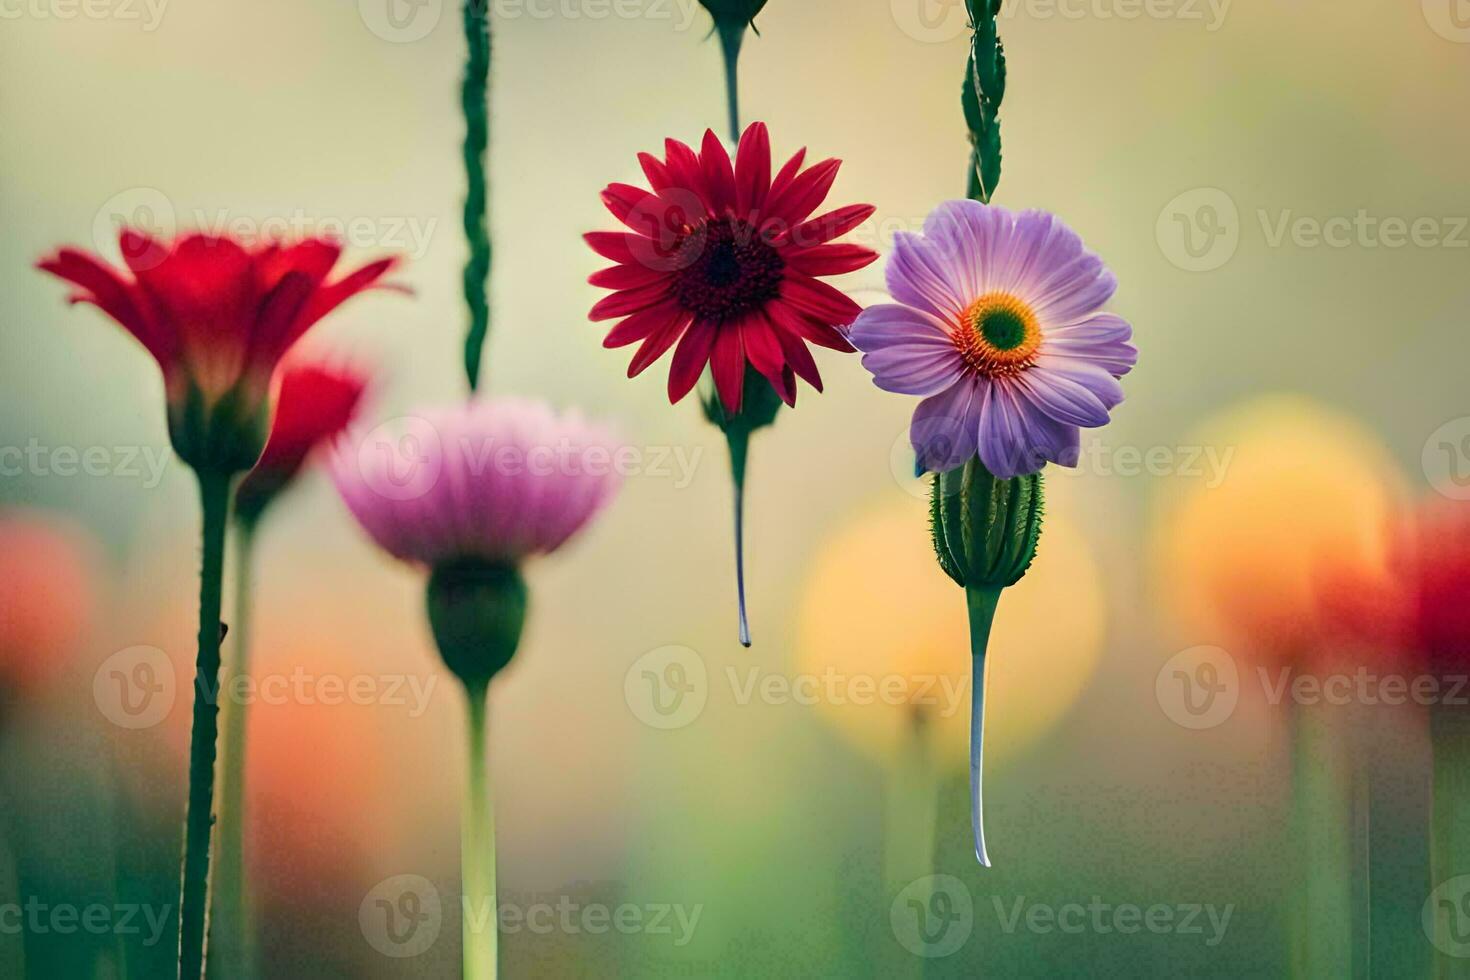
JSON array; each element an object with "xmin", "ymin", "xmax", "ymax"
[{"xmin": 2, "ymin": 0, "xmax": 1468, "ymax": 975}]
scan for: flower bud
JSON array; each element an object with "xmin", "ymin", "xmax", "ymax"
[
  {"xmin": 427, "ymin": 560, "xmax": 527, "ymax": 689},
  {"xmin": 930, "ymin": 458, "xmax": 1043, "ymax": 590},
  {"xmin": 697, "ymin": 0, "xmax": 768, "ymax": 29},
  {"xmin": 168, "ymin": 380, "xmax": 271, "ymax": 477}
]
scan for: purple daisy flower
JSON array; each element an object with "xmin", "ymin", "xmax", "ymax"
[{"xmin": 850, "ymin": 200, "xmax": 1136, "ymax": 477}]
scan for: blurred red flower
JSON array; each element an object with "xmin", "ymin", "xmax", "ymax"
[{"xmin": 235, "ymin": 362, "xmax": 369, "ymax": 524}]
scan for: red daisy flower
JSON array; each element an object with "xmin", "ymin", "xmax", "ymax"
[
  {"xmin": 38, "ymin": 230, "xmax": 402, "ymax": 473},
  {"xmin": 585, "ymin": 122, "xmax": 878, "ymax": 414},
  {"xmin": 234, "ymin": 361, "xmax": 369, "ymax": 524}
]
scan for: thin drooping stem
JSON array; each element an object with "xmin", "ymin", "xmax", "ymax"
[
  {"xmin": 211, "ymin": 519, "xmax": 258, "ymax": 980},
  {"xmin": 179, "ymin": 469, "xmax": 232, "ymax": 980},
  {"xmin": 461, "ymin": 0, "xmax": 492, "ymax": 390},
  {"xmin": 715, "ymin": 23, "xmax": 744, "ymax": 143},
  {"xmin": 726, "ymin": 429, "xmax": 751, "ymax": 647},
  {"xmin": 462, "ymin": 682, "xmax": 497, "ymax": 980},
  {"xmin": 965, "ymin": 585, "xmax": 1001, "ymax": 867}
]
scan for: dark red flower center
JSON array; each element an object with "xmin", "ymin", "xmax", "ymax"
[{"xmin": 672, "ymin": 217, "xmax": 784, "ymax": 322}]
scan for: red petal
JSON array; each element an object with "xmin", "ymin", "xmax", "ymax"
[
  {"xmin": 131, "ymin": 234, "xmax": 259, "ymax": 366},
  {"xmin": 667, "ymin": 318, "xmax": 717, "ymax": 404},
  {"xmin": 294, "ymin": 256, "xmax": 401, "ymax": 343},
  {"xmin": 734, "ymin": 122, "xmax": 772, "ymax": 217},
  {"xmin": 782, "ymin": 203, "xmax": 876, "ymax": 249},
  {"xmin": 710, "ymin": 324, "xmax": 746, "ymax": 415},
  {"xmin": 768, "ymin": 148, "xmax": 808, "ymax": 201},
  {"xmin": 37, "ymin": 247, "xmax": 171, "ymax": 366},
  {"xmin": 778, "ymin": 271, "xmax": 862, "ymax": 326},
  {"xmin": 767, "ymin": 300, "xmax": 856, "ymax": 353},
  {"xmin": 742, "ymin": 313, "xmax": 794, "ymax": 407},
  {"xmin": 783, "ymin": 244, "xmax": 880, "ymax": 277},
  {"xmin": 589, "ymin": 280, "xmax": 672, "ymax": 322},
  {"xmin": 256, "ymin": 238, "xmax": 342, "ymax": 292},
  {"xmin": 584, "ymin": 231, "xmax": 643, "ymax": 264},
  {"xmin": 663, "ymin": 139, "xmax": 712, "ymax": 215},
  {"xmin": 639, "ymin": 152, "xmax": 672, "ymax": 192},
  {"xmin": 772, "ymin": 318, "xmax": 824, "ymax": 392},
  {"xmin": 700, "ymin": 129, "xmax": 737, "ymax": 215},
  {"xmin": 764, "ymin": 159, "xmax": 841, "ymax": 231},
  {"xmin": 627, "ymin": 314, "xmax": 690, "ymax": 378},
  {"xmin": 603, "ymin": 301, "xmax": 686, "ymax": 349},
  {"xmin": 588, "ymin": 263, "xmax": 668, "ymax": 290}
]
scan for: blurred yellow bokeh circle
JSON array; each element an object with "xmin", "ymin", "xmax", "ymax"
[
  {"xmin": 1150, "ymin": 393, "xmax": 1404, "ymax": 663},
  {"xmin": 794, "ymin": 491, "xmax": 1106, "ymax": 771}
]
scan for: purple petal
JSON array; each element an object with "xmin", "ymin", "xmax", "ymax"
[
  {"xmin": 851, "ymin": 304, "xmax": 966, "ymax": 396},
  {"xmin": 976, "ymin": 381, "xmax": 1046, "ymax": 478},
  {"xmin": 885, "ymin": 231, "xmax": 968, "ymax": 323},
  {"xmin": 911, "ymin": 376, "xmax": 985, "ymax": 474},
  {"xmin": 1043, "ymin": 313, "xmax": 1137, "ymax": 377},
  {"xmin": 1030, "ymin": 255, "xmax": 1117, "ymax": 325}
]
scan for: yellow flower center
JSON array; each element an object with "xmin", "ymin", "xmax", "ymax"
[{"xmin": 954, "ymin": 292, "xmax": 1041, "ymax": 378}]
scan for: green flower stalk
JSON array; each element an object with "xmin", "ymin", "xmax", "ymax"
[
  {"xmin": 331, "ymin": 400, "xmax": 621, "ymax": 980},
  {"xmin": 462, "ymin": 0, "xmax": 493, "ymax": 390},
  {"xmin": 932, "ymin": 461, "xmax": 1042, "ymax": 865},
  {"xmin": 697, "ymin": 0, "xmax": 769, "ymax": 142},
  {"xmin": 962, "ymin": 0, "xmax": 1005, "ymax": 204},
  {"xmin": 37, "ymin": 227, "xmax": 400, "ymax": 979}
]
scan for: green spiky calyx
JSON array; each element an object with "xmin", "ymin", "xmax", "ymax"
[
  {"xmin": 427, "ymin": 559, "xmax": 527, "ymax": 689},
  {"xmin": 930, "ymin": 459, "xmax": 1043, "ymax": 590}
]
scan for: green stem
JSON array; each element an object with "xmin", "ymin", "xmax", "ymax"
[
  {"xmin": 462, "ymin": 682, "xmax": 496, "ymax": 980},
  {"xmin": 715, "ymin": 22, "xmax": 743, "ymax": 143},
  {"xmin": 461, "ymin": 0, "xmax": 492, "ymax": 390},
  {"xmin": 965, "ymin": 585, "xmax": 1001, "ymax": 867},
  {"xmin": 210, "ymin": 518, "xmax": 258, "ymax": 980},
  {"xmin": 1432, "ymin": 709, "xmax": 1470, "ymax": 979},
  {"xmin": 1287, "ymin": 703, "xmax": 1352, "ymax": 979},
  {"xmin": 178, "ymin": 469, "xmax": 232, "ymax": 980},
  {"xmin": 726, "ymin": 428, "xmax": 751, "ymax": 647}
]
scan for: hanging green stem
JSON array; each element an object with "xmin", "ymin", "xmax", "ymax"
[
  {"xmin": 965, "ymin": 586, "xmax": 1000, "ymax": 867},
  {"xmin": 461, "ymin": 0, "xmax": 492, "ymax": 390},
  {"xmin": 178, "ymin": 469, "xmax": 232, "ymax": 980},
  {"xmin": 211, "ymin": 518, "xmax": 258, "ymax": 980},
  {"xmin": 726, "ymin": 428, "xmax": 751, "ymax": 647},
  {"xmin": 715, "ymin": 22, "xmax": 743, "ymax": 143},
  {"xmin": 462, "ymin": 682, "xmax": 497, "ymax": 979},
  {"xmin": 962, "ymin": 0, "xmax": 1006, "ymax": 203}
]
